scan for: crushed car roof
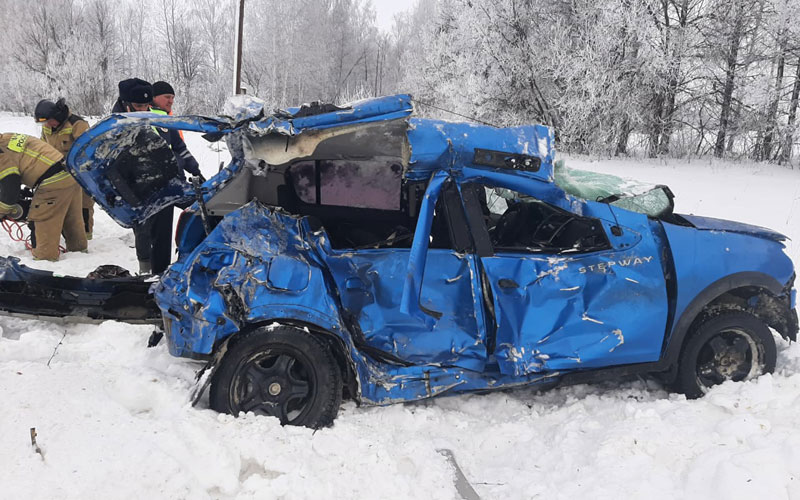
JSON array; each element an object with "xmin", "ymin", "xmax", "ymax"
[{"xmin": 66, "ymin": 94, "xmax": 556, "ymax": 226}]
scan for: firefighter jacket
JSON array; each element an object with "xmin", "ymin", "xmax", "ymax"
[
  {"xmin": 0, "ymin": 133, "xmax": 72, "ymax": 215},
  {"xmin": 41, "ymin": 112, "xmax": 90, "ymax": 156}
]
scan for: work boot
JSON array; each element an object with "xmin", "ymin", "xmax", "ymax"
[{"xmin": 138, "ymin": 259, "xmax": 152, "ymax": 275}]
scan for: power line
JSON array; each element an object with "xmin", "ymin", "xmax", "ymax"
[{"xmin": 411, "ymin": 98, "xmax": 500, "ymax": 128}]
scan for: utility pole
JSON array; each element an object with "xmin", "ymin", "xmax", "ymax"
[{"xmin": 233, "ymin": 0, "xmax": 246, "ymax": 95}]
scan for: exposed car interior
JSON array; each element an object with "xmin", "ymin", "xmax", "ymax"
[
  {"xmin": 470, "ymin": 183, "xmax": 611, "ymax": 253},
  {"xmin": 205, "ymin": 158, "xmax": 428, "ymax": 250},
  {"xmin": 202, "ymin": 153, "xmax": 611, "ymax": 256},
  {"xmin": 195, "ymin": 116, "xmax": 611, "ymax": 255}
]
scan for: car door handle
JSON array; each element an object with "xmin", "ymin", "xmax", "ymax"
[
  {"xmin": 345, "ymin": 277, "xmax": 366, "ymax": 290},
  {"xmin": 498, "ymin": 278, "xmax": 519, "ymax": 289}
]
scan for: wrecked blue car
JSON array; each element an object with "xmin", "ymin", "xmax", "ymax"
[{"xmin": 0, "ymin": 94, "xmax": 796, "ymax": 427}]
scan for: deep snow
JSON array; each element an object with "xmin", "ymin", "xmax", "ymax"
[{"xmin": 1, "ymin": 113, "xmax": 799, "ymax": 499}]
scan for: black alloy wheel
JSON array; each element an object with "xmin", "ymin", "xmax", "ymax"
[{"xmin": 210, "ymin": 325, "xmax": 342, "ymax": 428}]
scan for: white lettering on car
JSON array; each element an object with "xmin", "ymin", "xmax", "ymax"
[{"xmin": 578, "ymin": 256, "xmax": 654, "ymax": 274}]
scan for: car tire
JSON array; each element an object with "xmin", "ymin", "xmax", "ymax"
[
  {"xmin": 209, "ymin": 325, "xmax": 342, "ymax": 428},
  {"xmin": 675, "ymin": 311, "xmax": 776, "ymax": 399}
]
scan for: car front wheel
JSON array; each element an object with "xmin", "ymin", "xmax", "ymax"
[
  {"xmin": 675, "ymin": 311, "xmax": 776, "ymax": 399},
  {"xmin": 210, "ymin": 325, "xmax": 342, "ymax": 428}
]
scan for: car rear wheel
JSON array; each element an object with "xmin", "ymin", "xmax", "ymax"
[
  {"xmin": 675, "ymin": 311, "xmax": 776, "ymax": 399},
  {"xmin": 209, "ymin": 325, "xmax": 342, "ymax": 428}
]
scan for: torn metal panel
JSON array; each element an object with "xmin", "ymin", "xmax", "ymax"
[
  {"xmin": 153, "ymin": 202, "xmax": 345, "ymax": 358},
  {"xmin": 405, "ymin": 118, "xmax": 555, "ymax": 183},
  {"xmin": 246, "ymin": 94, "xmax": 414, "ymax": 137},
  {"xmin": 67, "ymin": 113, "xmax": 234, "ymax": 227},
  {"xmin": 221, "ymin": 94, "xmax": 267, "ymax": 122},
  {"xmin": 401, "ymin": 170, "xmax": 449, "ymax": 321},
  {"xmin": 323, "ymin": 247, "xmax": 487, "ymax": 371},
  {"xmin": 353, "ymin": 357, "xmax": 560, "ymax": 405}
]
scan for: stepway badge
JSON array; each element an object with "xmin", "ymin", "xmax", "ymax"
[{"xmin": 578, "ymin": 256, "xmax": 654, "ymax": 274}]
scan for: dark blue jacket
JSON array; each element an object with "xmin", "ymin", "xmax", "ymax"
[
  {"xmin": 149, "ymin": 107, "xmax": 200, "ymax": 177},
  {"xmin": 110, "ymin": 101, "xmax": 201, "ymax": 177}
]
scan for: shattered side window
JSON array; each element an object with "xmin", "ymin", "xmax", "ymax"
[
  {"xmin": 319, "ymin": 160, "xmax": 401, "ymax": 210},
  {"xmin": 467, "ymin": 182, "xmax": 610, "ymax": 254},
  {"xmin": 485, "ymin": 188, "xmax": 509, "ymax": 216}
]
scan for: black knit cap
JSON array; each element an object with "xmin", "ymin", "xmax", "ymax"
[
  {"xmin": 118, "ymin": 78, "xmax": 153, "ymax": 104},
  {"xmin": 34, "ymin": 98, "xmax": 69, "ymax": 123},
  {"xmin": 152, "ymin": 81, "xmax": 175, "ymax": 97}
]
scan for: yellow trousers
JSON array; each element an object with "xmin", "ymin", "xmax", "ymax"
[{"xmin": 28, "ymin": 183, "xmax": 88, "ymax": 260}]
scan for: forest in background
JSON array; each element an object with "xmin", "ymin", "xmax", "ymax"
[{"xmin": 0, "ymin": 0, "xmax": 798, "ymax": 162}]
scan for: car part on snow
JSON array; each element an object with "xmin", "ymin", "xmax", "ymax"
[
  {"xmin": 0, "ymin": 257, "xmax": 159, "ymax": 324},
  {"xmin": 147, "ymin": 328, "xmax": 164, "ymax": 347},
  {"xmin": 675, "ymin": 311, "xmax": 776, "ymax": 398},
  {"xmin": 209, "ymin": 325, "xmax": 342, "ymax": 428},
  {"xmin": 437, "ymin": 449, "xmax": 481, "ymax": 500},
  {"xmin": 86, "ymin": 265, "xmax": 131, "ymax": 279}
]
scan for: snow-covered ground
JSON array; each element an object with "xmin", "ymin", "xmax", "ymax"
[{"xmin": 1, "ymin": 113, "xmax": 799, "ymax": 499}]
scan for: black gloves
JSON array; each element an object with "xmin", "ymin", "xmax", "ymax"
[
  {"xmin": 184, "ymin": 156, "xmax": 201, "ymax": 176},
  {"xmin": 2, "ymin": 188, "xmax": 34, "ymax": 221},
  {"xmin": 16, "ymin": 188, "xmax": 33, "ymax": 221}
]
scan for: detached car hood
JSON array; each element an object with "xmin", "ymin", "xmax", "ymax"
[{"xmin": 680, "ymin": 214, "xmax": 788, "ymax": 242}]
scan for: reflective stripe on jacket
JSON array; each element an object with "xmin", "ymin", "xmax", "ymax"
[
  {"xmin": 41, "ymin": 113, "xmax": 90, "ymax": 156},
  {"xmin": 0, "ymin": 133, "xmax": 68, "ymax": 187}
]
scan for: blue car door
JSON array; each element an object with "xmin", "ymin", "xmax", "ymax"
[
  {"xmin": 461, "ymin": 179, "xmax": 669, "ymax": 377},
  {"xmin": 300, "ymin": 165, "xmax": 488, "ymax": 371},
  {"xmin": 326, "ymin": 248, "xmax": 488, "ymax": 371}
]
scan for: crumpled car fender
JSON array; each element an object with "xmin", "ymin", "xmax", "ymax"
[
  {"xmin": 661, "ymin": 221, "xmax": 796, "ymax": 350},
  {"xmin": 155, "ymin": 203, "xmax": 347, "ymax": 353},
  {"xmin": 154, "ymin": 202, "xmax": 392, "ymax": 400}
]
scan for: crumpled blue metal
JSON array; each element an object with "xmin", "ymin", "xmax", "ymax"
[
  {"xmin": 69, "ymin": 94, "xmax": 796, "ymax": 406},
  {"xmin": 67, "ymin": 113, "xmax": 233, "ymax": 227},
  {"xmin": 405, "ymin": 118, "xmax": 555, "ymax": 182}
]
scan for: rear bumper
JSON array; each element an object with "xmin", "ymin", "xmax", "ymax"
[{"xmin": 0, "ymin": 256, "xmax": 161, "ymax": 324}]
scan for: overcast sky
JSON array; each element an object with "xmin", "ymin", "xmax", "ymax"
[{"xmin": 373, "ymin": 0, "xmax": 417, "ymax": 32}]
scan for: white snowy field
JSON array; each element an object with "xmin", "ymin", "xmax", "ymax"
[{"xmin": 1, "ymin": 112, "xmax": 800, "ymax": 500}]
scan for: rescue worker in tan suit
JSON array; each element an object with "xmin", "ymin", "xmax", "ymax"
[
  {"xmin": 0, "ymin": 133, "xmax": 87, "ymax": 260},
  {"xmin": 35, "ymin": 98, "xmax": 94, "ymax": 239}
]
